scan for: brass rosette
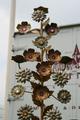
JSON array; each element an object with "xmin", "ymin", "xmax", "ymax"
[
  {"xmin": 43, "ymin": 106, "xmax": 62, "ymax": 120},
  {"xmin": 57, "ymin": 90, "xmax": 71, "ymax": 104},
  {"xmin": 16, "ymin": 68, "xmax": 32, "ymax": 83},
  {"xmin": 52, "ymin": 72, "xmax": 70, "ymax": 87},
  {"xmin": 32, "ymin": 6, "xmax": 48, "ymax": 22},
  {"xmin": 33, "ymin": 36, "xmax": 48, "ymax": 49},
  {"xmin": 11, "ymin": 85, "xmax": 25, "ymax": 99},
  {"xmin": 17, "ymin": 105, "xmax": 34, "ymax": 120}
]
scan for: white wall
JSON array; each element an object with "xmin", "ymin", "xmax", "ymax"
[{"xmin": 5, "ymin": 25, "xmax": 80, "ymax": 120}]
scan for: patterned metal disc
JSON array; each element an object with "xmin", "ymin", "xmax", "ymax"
[{"xmin": 11, "ymin": 85, "xmax": 25, "ymax": 99}]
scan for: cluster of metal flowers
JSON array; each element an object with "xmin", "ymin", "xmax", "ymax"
[
  {"xmin": 17, "ymin": 104, "xmax": 62, "ymax": 120},
  {"xmin": 12, "ymin": 48, "xmax": 41, "ymax": 63},
  {"xmin": 12, "ymin": 48, "xmax": 73, "ymax": 70},
  {"xmin": 10, "ymin": 6, "xmax": 72, "ymax": 120}
]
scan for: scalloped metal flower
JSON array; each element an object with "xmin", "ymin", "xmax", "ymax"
[
  {"xmin": 16, "ymin": 21, "xmax": 31, "ymax": 33},
  {"xmin": 45, "ymin": 23, "xmax": 59, "ymax": 35},
  {"xmin": 52, "ymin": 72, "xmax": 70, "ymax": 87},
  {"xmin": 11, "ymin": 85, "xmax": 25, "ymax": 99},
  {"xmin": 33, "ymin": 87, "xmax": 50, "ymax": 101},
  {"xmin": 36, "ymin": 61, "xmax": 52, "ymax": 77},
  {"xmin": 17, "ymin": 105, "xmax": 34, "ymax": 120},
  {"xmin": 43, "ymin": 107, "xmax": 62, "ymax": 120},
  {"xmin": 23, "ymin": 49, "xmax": 41, "ymax": 62},
  {"xmin": 16, "ymin": 69, "xmax": 32, "ymax": 83},
  {"xmin": 32, "ymin": 83, "xmax": 53, "ymax": 106},
  {"xmin": 33, "ymin": 36, "xmax": 48, "ymax": 49},
  {"xmin": 57, "ymin": 90, "xmax": 71, "ymax": 104},
  {"xmin": 47, "ymin": 49, "xmax": 61, "ymax": 62},
  {"xmin": 32, "ymin": 6, "xmax": 48, "ymax": 22}
]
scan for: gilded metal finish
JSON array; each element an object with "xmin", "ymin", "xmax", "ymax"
[{"xmin": 11, "ymin": 85, "xmax": 25, "ymax": 99}]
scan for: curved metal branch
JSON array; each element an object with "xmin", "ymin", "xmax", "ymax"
[
  {"xmin": 51, "ymin": 94, "xmax": 61, "ymax": 103},
  {"xmin": 24, "ymin": 91, "xmax": 32, "ymax": 93}
]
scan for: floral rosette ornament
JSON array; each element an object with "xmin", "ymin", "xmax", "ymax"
[
  {"xmin": 16, "ymin": 68, "xmax": 32, "ymax": 83},
  {"xmin": 18, "ymin": 104, "xmax": 39, "ymax": 120},
  {"xmin": 11, "ymin": 85, "xmax": 25, "ymax": 99},
  {"xmin": 43, "ymin": 105, "xmax": 62, "ymax": 120},
  {"xmin": 12, "ymin": 48, "xmax": 41, "ymax": 69},
  {"xmin": 57, "ymin": 90, "xmax": 71, "ymax": 104},
  {"xmin": 33, "ymin": 36, "xmax": 48, "ymax": 49},
  {"xmin": 17, "ymin": 105, "xmax": 34, "ymax": 120},
  {"xmin": 32, "ymin": 6, "xmax": 48, "ymax": 22},
  {"xmin": 10, "ymin": 6, "xmax": 72, "ymax": 120},
  {"xmin": 52, "ymin": 72, "xmax": 70, "ymax": 87}
]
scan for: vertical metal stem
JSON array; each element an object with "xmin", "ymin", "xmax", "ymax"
[
  {"xmin": 40, "ymin": 82, "xmax": 44, "ymax": 120},
  {"xmin": 40, "ymin": 20, "xmax": 44, "ymax": 120},
  {"xmin": 40, "ymin": 21, "xmax": 43, "ymax": 36},
  {"xmin": 41, "ymin": 48, "xmax": 44, "ymax": 62},
  {"xmin": 40, "ymin": 21, "xmax": 44, "ymax": 62}
]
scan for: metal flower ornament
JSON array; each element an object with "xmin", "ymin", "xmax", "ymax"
[{"xmin": 11, "ymin": 6, "xmax": 73, "ymax": 120}]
